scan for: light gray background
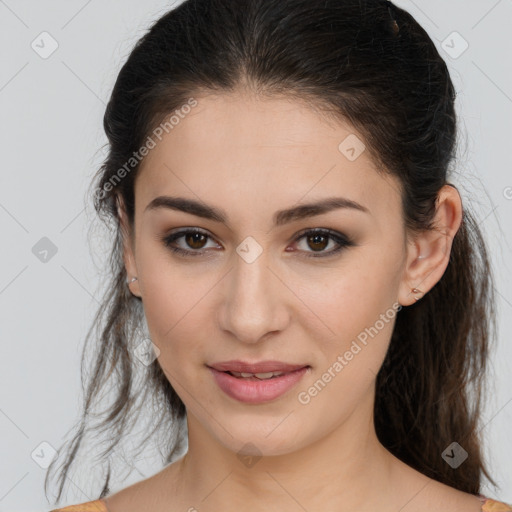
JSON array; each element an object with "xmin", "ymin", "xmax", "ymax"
[{"xmin": 0, "ymin": 0, "xmax": 511, "ymax": 509}]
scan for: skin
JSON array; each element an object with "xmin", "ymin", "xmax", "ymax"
[{"xmin": 106, "ymin": 89, "xmax": 482, "ymax": 512}]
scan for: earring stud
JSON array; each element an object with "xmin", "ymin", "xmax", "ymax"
[
  {"xmin": 126, "ymin": 277, "xmax": 138, "ymax": 284},
  {"xmin": 412, "ymin": 287, "xmax": 424, "ymax": 301}
]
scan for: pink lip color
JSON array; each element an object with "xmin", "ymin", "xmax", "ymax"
[{"xmin": 208, "ymin": 366, "xmax": 309, "ymax": 404}]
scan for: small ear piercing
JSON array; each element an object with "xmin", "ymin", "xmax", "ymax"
[
  {"xmin": 412, "ymin": 287, "xmax": 424, "ymax": 301},
  {"xmin": 126, "ymin": 277, "xmax": 138, "ymax": 284}
]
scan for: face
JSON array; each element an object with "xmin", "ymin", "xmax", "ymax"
[{"xmin": 121, "ymin": 90, "xmax": 411, "ymax": 457}]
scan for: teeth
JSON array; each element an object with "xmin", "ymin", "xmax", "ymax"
[
  {"xmin": 229, "ymin": 371, "xmax": 285, "ymax": 379},
  {"xmin": 251, "ymin": 372, "xmax": 277, "ymax": 379}
]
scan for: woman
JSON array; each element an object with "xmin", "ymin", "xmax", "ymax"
[{"xmin": 46, "ymin": 0, "xmax": 511, "ymax": 510}]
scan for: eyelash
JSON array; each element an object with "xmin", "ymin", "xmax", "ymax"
[{"xmin": 161, "ymin": 228, "xmax": 355, "ymax": 259}]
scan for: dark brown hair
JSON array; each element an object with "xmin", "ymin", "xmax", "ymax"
[{"xmin": 45, "ymin": 0, "xmax": 497, "ymax": 503}]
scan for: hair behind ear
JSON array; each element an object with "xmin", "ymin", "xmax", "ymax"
[{"xmin": 375, "ymin": 206, "xmax": 496, "ymax": 494}]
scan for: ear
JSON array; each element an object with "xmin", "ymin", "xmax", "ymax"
[
  {"xmin": 398, "ymin": 184, "xmax": 463, "ymax": 306},
  {"xmin": 116, "ymin": 194, "xmax": 141, "ymax": 298}
]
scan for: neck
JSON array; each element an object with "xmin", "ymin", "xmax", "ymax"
[{"xmin": 169, "ymin": 389, "xmax": 400, "ymax": 511}]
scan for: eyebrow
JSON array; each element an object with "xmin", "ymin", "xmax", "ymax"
[{"xmin": 144, "ymin": 195, "xmax": 370, "ymax": 226}]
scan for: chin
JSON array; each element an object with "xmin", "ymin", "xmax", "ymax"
[{"xmin": 211, "ymin": 419, "xmax": 309, "ymax": 458}]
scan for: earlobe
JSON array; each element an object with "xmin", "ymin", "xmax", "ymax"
[
  {"xmin": 126, "ymin": 276, "xmax": 140, "ymax": 298},
  {"xmin": 397, "ymin": 184, "xmax": 463, "ymax": 307}
]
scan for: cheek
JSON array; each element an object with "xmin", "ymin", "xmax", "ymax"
[
  {"xmin": 295, "ymin": 288, "xmax": 399, "ymax": 426},
  {"xmin": 142, "ymin": 287, "xmax": 206, "ymax": 356},
  {"xmin": 296, "ymin": 250, "xmax": 402, "ymax": 340},
  {"xmin": 301, "ymin": 279, "xmax": 397, "ymax": 391},
  {"xmin": 136, "ymin": 254, "xmax": 219, "ymax": 377},
  {"xmin": 292, "ymin": 245, "xmax": 403, "ymax": 398}
]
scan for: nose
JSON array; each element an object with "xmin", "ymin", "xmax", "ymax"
[{"xmin": 217, "ymin": 246, "xmax": 290, "ymax": 344}]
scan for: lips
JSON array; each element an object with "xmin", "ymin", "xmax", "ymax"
[
  {"xmin": 208, "ymin": 360, "xmax": 308, "ymax": 374},
  {"xmin": 207, "ymin": 360, "xmax": 310, "ymax": 404}
]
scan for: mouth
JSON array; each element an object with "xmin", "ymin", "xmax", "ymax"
[
  {"xmin": 208, "ymin": 360, "xmax": 308, "ymax": 374},
  {"xmin": 207, "ymin": 360, "xmax": 310, "ymax": 404},
  {"xmin": 222, "ymin": 370, "xmax": 289, "ymax": 380}
]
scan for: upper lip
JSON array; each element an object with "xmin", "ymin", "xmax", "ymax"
[{"xmin": 208, "ymin": 360, "xmax": 308, "ymax": 373}]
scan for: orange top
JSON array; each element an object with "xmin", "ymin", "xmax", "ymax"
[
  {"xmin": 49, "ymin": 496, "xmax": 512, "ymax": 511},
  {"xmin": 482, "ymin": 499, "xmax": 512, "ymax": 512},
  {"xmin": 49, "ymin": 499, "xmax": 108, "ymax": 512}
]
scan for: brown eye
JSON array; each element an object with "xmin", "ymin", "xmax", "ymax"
[
  {"xmin": 293, "ymin": 228, "xmax": 355, "ymax": 258},
  {"xmin": 306, "ymin": 233, "xmax": 329, "ymax": 252},
  {"xmin": 184, "ymin": 232, "xmax": 208, "ymax": 250},
  {"xmin": 162, "ymin": 228, "xmax": 218, "ymax": 257}
]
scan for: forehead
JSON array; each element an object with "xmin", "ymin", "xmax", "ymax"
[{"xmin": 135, "ymin": 91, "xmax": 402, "ymax": 225}]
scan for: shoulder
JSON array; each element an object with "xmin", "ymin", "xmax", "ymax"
[
  {"xmin": 481, "ymin": 498, "xmax": 512, "ymax": 511},
  {"xmin": 49, "ymin": 498, "xmax": 109, "ymax": 512},
  {"xmin": 389, "ymin": 456, "xmax": 511, "ymax": 512}
]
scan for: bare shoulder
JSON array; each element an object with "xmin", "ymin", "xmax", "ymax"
[
  {"xmin": 389, "ymin": 456, "xmax": 483, "ymax": 512},
  {"xmin": 423, "ymin": 482, "xmax": 485, "ymax": 512},
  {"xmin": 104, "ymin": 462, "xmax": 181, "ymax": 512},
  {"xmin": 399, "ymin": 478, "xmax": 483, "ymax": 511}
]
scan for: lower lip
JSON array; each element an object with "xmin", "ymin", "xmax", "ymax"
[{"xmin": 208, "ymin": 366, "xmax": 309, "ymax": 404}]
